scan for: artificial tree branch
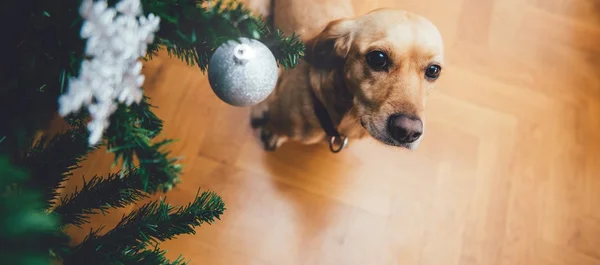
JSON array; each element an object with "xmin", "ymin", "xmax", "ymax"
[{"xmin": 65, "ymin": 190, "xmax": 224, "ymax": 263}]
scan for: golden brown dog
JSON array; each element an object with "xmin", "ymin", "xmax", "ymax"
[{"xmin": 247, "ymin": 0, "xmax": 444, "ymax": 151}]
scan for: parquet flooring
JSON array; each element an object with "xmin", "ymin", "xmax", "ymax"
[{"xmin": 66, "ymin": 0, "xmax": 600, "ymax": 264}]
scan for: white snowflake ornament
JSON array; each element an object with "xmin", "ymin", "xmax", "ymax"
[{"xmin": 58, "ymin": 0, "xmax": 160, "ymax": 145}]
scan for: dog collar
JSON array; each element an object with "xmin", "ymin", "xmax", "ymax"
[{"xmin": 309, "ymin": 87, "xmax": 348, "ymax": 153}]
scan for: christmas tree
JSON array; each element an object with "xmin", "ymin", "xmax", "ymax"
[{"xmin": 0, "ymin": 0, "xmax": 304, "ymax": 264}]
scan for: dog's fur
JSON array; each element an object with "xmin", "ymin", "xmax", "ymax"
[{"xmin": 246, "ymin": 0, "xmax": 445, "ymax": 151}]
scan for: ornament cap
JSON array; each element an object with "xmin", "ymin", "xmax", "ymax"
[{"xmin": 233, "ymin": 43, "xmax": 254, "ymax": 65}]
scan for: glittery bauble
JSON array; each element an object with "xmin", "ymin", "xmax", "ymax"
[{"xmin": 208, "ymin": 37, "xmax": 278, "ymax": 107}]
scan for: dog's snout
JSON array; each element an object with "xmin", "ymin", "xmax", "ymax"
[{"xmin": 387, "ymin": 114, "xmax": 423, "ymax": 143}]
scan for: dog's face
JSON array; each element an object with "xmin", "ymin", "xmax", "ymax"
[{"xmin": 305, "ymin": 9, "xmax": 444, "ymax": 149}]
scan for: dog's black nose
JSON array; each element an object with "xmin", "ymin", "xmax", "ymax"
[{"xmin": 387, "ymin": 114, "xmax": 423, "ymax": 143}]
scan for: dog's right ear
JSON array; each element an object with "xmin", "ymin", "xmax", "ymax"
[{"xmin": 304, "ymin": 18, "xmax": 355, "ymax": 69}]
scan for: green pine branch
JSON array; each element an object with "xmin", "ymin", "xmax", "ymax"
[
  {"xmin": 131, "ymin": 96, "xmax": 164, "ymax": 139},
  {"xmin": 64, "ymin": 244, "xmax": 188, "ymax": 265},
  {"xmin": 16, "ymin": 126, "xmax": 97, "ymax": 208},
  {"xmin": 112, "ymin": 245, "xmax": 189, "ymax": 265},
  {"xmin": 53, "ymin": 171, "xmax": 149, "ymax": 228},
  {"xmin": 258, "ymin": 25, "xmax": 305, "ymax": 69},
  {"xmin": 123, "ymin": 246, "xmax": 188, "ymax": 265},
  {"xmin": 142, "ymin": 0, "xmax": 305, "ymax": 70},
  {"xmin": 65, "ymin": 190, "xmax": 224, "ymax": 264},
  {"xmin": 104, "ymin": 99, "xmax": 182, "ymax": 192},
  {"xmin": 61, "ymin": 95, "xmax": 175, "ymax": 194}
]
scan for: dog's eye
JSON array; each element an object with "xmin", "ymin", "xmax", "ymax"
[
  {"xmin": 366, "ymin": 50, "xmax": 389, "ymax": 71},
  {"xmin": 425, "ymin": 64, "xmax": 442, "ymax": 80}
]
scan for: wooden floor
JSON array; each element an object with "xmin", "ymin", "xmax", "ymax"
[{"xmin": 67, "ymin": 0, "xmax": 600, "ymax": 264}]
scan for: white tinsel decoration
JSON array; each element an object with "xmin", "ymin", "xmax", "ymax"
[{"xmin": 58, "ymin": 0, "xmax": 160, "ymax": 145}]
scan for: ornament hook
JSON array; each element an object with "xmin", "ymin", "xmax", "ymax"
[{"xmin": 329, "ymin": 136, "xmax": 348, "ymax": 153}]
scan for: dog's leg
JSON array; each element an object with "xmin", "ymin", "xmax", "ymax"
[
  {"xmin": 250, "ymin": 101, "xmax": 269, "ymax": 129},
  {"xmin": 250, "ymin": 101, "xmax": 287, "ymax": 151}
]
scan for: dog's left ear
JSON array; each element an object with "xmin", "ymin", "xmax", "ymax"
[{"xmin": 304, "ymin": 18, "xmax": 355, "ymax": 69}]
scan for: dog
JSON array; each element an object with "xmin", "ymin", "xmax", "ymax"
[{"xmin": 246, "ymin": 0, "xmax": 445, "ymax": 152}]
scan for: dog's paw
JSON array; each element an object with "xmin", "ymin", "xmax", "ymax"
[
  {"xmin": 250, "ymin": 103, "xmax": 286, "ymax": 151},
  {"xmin": 259, "ymin": 128, "xmax": 281, "ymax": 151}
]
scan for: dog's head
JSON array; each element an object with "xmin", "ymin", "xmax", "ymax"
[{"xmin": 305, "ymin": 9, "xmax": 444, "ymax": 150}]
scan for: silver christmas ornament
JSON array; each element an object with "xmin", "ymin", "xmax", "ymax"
[{"xmin": 208, "ymin": 37, "xmax": 278, "ymax": 107}]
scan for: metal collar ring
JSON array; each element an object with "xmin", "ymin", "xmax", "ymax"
[{"xmin": 329, "ymin": 136, "xmax": 348, "ymax": 153}]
